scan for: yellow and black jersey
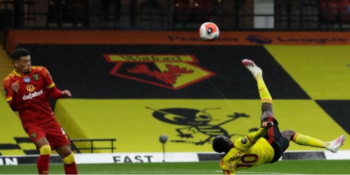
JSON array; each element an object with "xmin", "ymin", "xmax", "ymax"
[{"xmin": 219, "ymin": 128, "xmax": 275, "ymax": 174}]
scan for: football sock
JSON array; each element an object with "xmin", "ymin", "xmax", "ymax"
[
  {"xmin": 293, "ymin": 133, "xmax": 330, "ymax": 148},
  {"xmin": 37, "ymin": 145, "xmax": 51, "ymax": 174},
  {"xmin": 242, "ymin": 59, "xmax": 272, "ymax": 104},
  {"xmin": 258, "ymin": 79, "xmax": 273, "ymax": 104},
  {"xmin": 63, "ymin": 153, "xmax": 78, "ymax": 174}
]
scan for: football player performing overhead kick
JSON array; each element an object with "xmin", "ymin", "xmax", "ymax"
[
  {"xmin": 3, "ymin": 48, "xmax": 78, "ymax": 174},
  {"xmin": 212, "ymin": 59, "xmax": 345, "ymax": 174}
]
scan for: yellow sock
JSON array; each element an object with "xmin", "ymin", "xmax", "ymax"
[
  {"xmin": 257, "ymin": 79, "xmax": 273, "ymax": 104},
  {"xmin": 293, "ymin": 133, "xmax": 330, "ymax": 148},
  {"xmin": 63, "ymin": 153, "xmax": 75, "ymax": 165},
  {"xmin": 39, "ymin": 145, "xmax": 51, "ymax": 155}
]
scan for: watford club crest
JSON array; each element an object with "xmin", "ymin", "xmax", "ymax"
[{"xmin": 104, "ymin": 54, "xmax": 215, "ymax": 90}]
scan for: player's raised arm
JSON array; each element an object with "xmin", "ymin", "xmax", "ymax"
[{"xmin": 234, "ymin": 121, "xmax": 273, "ymax": 151}]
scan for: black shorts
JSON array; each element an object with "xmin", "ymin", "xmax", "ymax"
[{"xmin": 262, "ymin": 116, "xmax": 289, "ymax": 163}]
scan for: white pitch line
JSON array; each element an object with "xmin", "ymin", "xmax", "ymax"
[{"xmin": 215, "ymin": 170, "xmax": 313, "ymax": 174}]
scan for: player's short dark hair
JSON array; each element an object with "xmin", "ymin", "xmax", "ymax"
[
  {"xmin": 12, "ymin": 48, "xmax": 30, "ymax": 61},
  {"xmin": 212, "ymin": 136, "xmax": 232, "ymax": 153}
]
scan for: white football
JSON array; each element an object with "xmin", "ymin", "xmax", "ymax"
[{"xmin": 199, "ymin": 22, "xmax": 220, "ymax": 41}]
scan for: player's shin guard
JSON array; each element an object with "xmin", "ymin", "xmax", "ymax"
[
  {"xmin": 257, "ymin": 79, "xmax": 273, "ymax": 104},
  {"xmin": 63, "ymin": 153, "xmax": 78, "ymax": 174},
  {"xmin": 292, "ymin": 132, "xmax": 329, "ymax": 148},
  {"xmin": 37, "ymin": 145, "xmax": 51, "ymax": 174}
]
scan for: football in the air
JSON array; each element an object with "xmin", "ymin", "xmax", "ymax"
[{"xmin": 199, "ymin": 22, "xmax": 220, "ymax": 41}]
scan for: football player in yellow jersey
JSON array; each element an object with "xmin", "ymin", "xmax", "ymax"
[{"xmin": 212, "ymin": 59, "xmax": 345, "ymax": 174}]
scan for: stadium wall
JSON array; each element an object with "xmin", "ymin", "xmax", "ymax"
[{"xmin": 1, "ymin": 30, "xmax": 350, "ymax": 161}]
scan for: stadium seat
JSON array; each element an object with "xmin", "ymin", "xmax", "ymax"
[
  {"xmin": 192, "ymin": 0, "xmax": 212, "ymax": 22},
  {"xmin": 338, "ymin": 0, "xmax": 350, "ymax": 21},
  {"xmin": 47, "ymin": 0, "xmax": 86, "ymax": 27},
  {"xmin": 174, "ymin": 0, "xmax": 191, "ymax": 22},
  {"xmin": 138, "ymin": 0, "xmax": 163, "ymax": 26},
  {"xmin": 320, "ymin": 0, "xmax": 338, "ymax": 22}
]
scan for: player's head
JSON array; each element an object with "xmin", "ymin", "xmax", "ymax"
[
  {"xmin": 12, "ymin": 48, "xmax": 31, "ymax": 74},
  {"xmin": 212, "ymin": 135, "xmax": 232, "ymax": 153}
]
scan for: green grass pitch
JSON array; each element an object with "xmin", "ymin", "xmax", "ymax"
[{"xmin": 0, "ymin": 160, "xmax": 349, "ymax": 174}]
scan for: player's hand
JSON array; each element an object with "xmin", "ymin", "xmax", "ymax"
[
  {"xmin": 11, "ymin": 82, "xmax": 19, "ymax": 93},
  {"xmin": 61, "ymin": 90, "xmax": 72, "ymax": 98},
  {"xmin": 261, "ymin": 121, "xmax": 273, "ymax": 129}
]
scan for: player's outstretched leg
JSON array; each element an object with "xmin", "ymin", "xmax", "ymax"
[
  {"xmin": 326, "ymin": 135, "xmax": 345, "ymax": 153},
  {"xmin": 56, "ymin": 145, "xmax": 78, "ymax": 174},
  {"xmin": 242, "ymin": 59, "xmax": 263, "ymax": 80},
  {"xmin": 282, "ymin": 130, "xmax": 345, "ymax": 153},
  {"xmin": 242, "ymin": 59, "xmax": 273, "ymax": 115},
  {"xmin": 37, "ymin": 145, "xmax": 51, "ymax": 174}
]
